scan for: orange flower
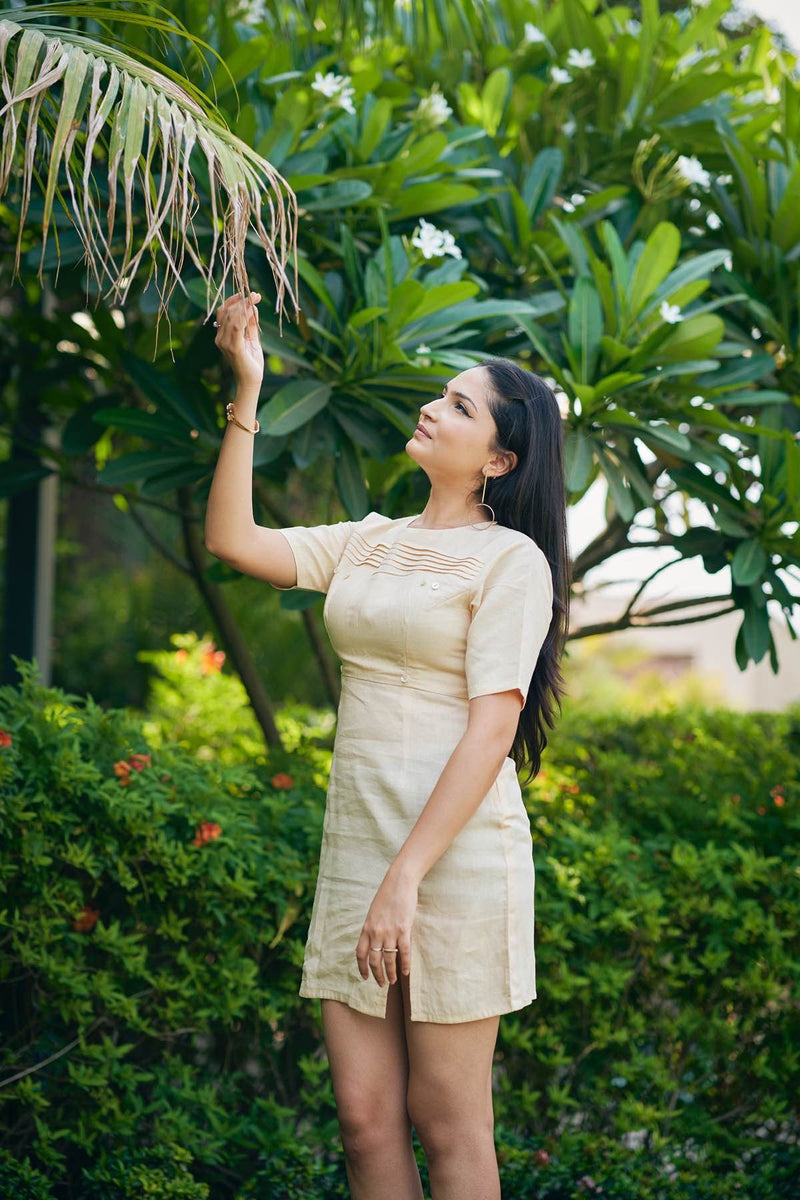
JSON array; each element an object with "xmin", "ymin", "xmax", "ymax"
[
  {"xmin": 175, "ymin": 649, "xmax": 188, "ymax": 662},
  {"xmin": 193, "ymin": 821, "xmax": 222, "ymax": 846},
  {"xmin": 773, "ymin": 795, "xmax": 785, "ymax": 807},
  {"xmin": 201, "ymin": 643, "xmax": 226, "ymax": 674},
  {"xmin": 270, "ymin": 772, "xmax": 295, "ymax": 790},
  {"xmin": 113, "ymin": 759, "xmax": 131, "ymax": 778},
  {"xmin": 128, "ymin": 753, "xmax": 151, "ymax": 771},
  {"xmin": 770, "ymin": 786, "xmax": 784, "ymax": 799},
  {"xmin": 757, "ymin": 806, "xmax": 766, "ymax": 815},
  {"xmin": 73, "ymin": 905, "xmax": 100, "ymax": 932},
  {"xmin": 0, "ymin": 730, "xmax": 12, "ymax": 747}
]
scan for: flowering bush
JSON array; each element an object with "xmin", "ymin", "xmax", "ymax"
[{"xmin": 1, "ymin": 659, "xmax": 797, "ymax": 1195}]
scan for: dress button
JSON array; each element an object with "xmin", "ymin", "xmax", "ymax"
[
  {"xmin": 431, "ymin": 581, "xmax": 440, "ymax": 590},
  {"xmin": 400, "ymin": 674, "xmax": 408, "ymax": 682}
]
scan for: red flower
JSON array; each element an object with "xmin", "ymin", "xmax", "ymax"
[
  {"xmin": 773, "ymin": 795, "xmax": 785, "ymax": 807},
  {"xmin": 770, "ymin": 786, "xmax": 785, "ymax": 800},
  {"xmin": 73, "ymin": 905, "xmax": 100, "ymax": 932},
  {"xmin": 271, "ymin": 773, "xmax": 295, "ymax": 790},
  {"xmin": 757, "ymin": 806, "xmax": 766, "ymax": 815},
  {"xmin": 533, "ymin": 1149, "xmax": 551, "ymax": 1165},
  {"xmin": 193, "ymin": 821, "xmax": 222, "ymax": 846},
  {"xmin": 128, "ymin": 753, "xmax": 151, "ymax": 771},
  {"xmin": 0, "ymin": 730, "xmax": 12, "ymax": 747}
]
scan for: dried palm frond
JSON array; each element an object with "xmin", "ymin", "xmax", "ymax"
[{"xmin": 0, "ymin": 7, "xmax": 300, "ymax": 342}]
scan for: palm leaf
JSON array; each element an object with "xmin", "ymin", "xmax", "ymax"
[{"xmin": 0, "ymin": 2, "xmax": 300, "ymax": 336}]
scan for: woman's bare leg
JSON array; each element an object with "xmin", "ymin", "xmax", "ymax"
[
  {"xmin": 322, "ymin": 984, "xmax": 424, "ymax": 1200},
  {"xmin": 401, "ymin": 973, "xmax": 501, "ymax": 1200}
]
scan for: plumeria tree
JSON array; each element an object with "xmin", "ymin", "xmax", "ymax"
[{"xmin": 1, "ymin": 0, "xmax": 799, "ymax": 730}]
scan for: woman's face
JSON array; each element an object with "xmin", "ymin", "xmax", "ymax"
[{"xmin": 406, "ymin": 366, "xmax": 513, "ymax": 484}]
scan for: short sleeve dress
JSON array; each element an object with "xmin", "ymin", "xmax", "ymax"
[{"xmin": 274, "ymin": 510, "xmax": 554, "ymax": 1023}]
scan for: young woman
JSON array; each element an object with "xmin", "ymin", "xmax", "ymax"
[{"xmin": 205, "ymin": 291, "xmax": 571, "ymax": 1200}]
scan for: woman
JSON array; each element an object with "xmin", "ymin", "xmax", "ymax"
[{"xmin": 205, "ymin": 291, "xmax": 570, "ymax": 1200}]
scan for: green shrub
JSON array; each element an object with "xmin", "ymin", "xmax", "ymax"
[{"xmin": 1, "ymin": 658, "xmax": 798, "ymax": 1196}]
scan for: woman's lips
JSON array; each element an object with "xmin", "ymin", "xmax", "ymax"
[{"xmin": 415, "ymin": 423, "xmax": 432, "ymax": 439}]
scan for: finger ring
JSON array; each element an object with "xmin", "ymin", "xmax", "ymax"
[
  {"xmin": 369, "ymin": 946, "xmax": 383, "ymax": 952},
  {"xmin": 381, "ymin": 948, "xmax": 398, "ymax": 953}
]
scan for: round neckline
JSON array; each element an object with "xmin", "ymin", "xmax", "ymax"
[{"xmin": 403, "ymin": 513, "xmax": 495, "ymax": 531}]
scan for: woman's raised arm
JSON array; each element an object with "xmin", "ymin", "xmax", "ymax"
[{"xmin": 203, "ymin": 291, "xmax": 297, "ymax": 587}]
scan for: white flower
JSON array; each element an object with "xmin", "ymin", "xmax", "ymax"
[
  {"xmin": 411, "ymin": 218, "xmax": 463, "ymax": 260},
  {"xmin": 567, "ymin": 48, "xmax": 596, "ymax": 70},
  {"xmin": 312, "ymin": 70, "xmax": 343, "ymax": 98},
  {"xmin": 675, "ymin": 154, "xmax": 712, "ymax": 188},
  {"xmin": 693, "ymin": 0, "xmax": 712, "ymax": 7},
  {"xmin": 337, "ymin": 86, "xmax": 356, "ymax": 115},
  {"xmin": 523, "ymin": 22, "xmax": 547, "ymax": 43},
  {"xmin": 416, "ymin": 88, "xmax": 452, "ymax": 126},
  {"xmin": 551, "ymin": 66, "xmax": 573, "ymax": 85},
  {"xmin": 706, "ymin": 211, "xmax": 722, "ymax": 230},
  {"xmin": 562, "ymin": 118, "xmax": 577, "ymax": 136},
  {"xmin": 311, "ymin": 70, "xmax": 356, "ymax": 114},
  {"xmin": 621, "ymin": 1129, "xmax": 649, "ymax": 1151},
  {"xmin": 661, "ymin": 300, "xmax": 682, "ymax": 324},
  {"xmin": 626, "ymin": 18, "xmax": 641, "ymax": 35},
  {"xmin": 610, "ymin": 1076, "xmax": 628, "ymax": 1087},
  {"xmin": 723, "ymin": 253, "xmax": 733, "ymax": 271},
  {"xmin": 416, "ymin": 343, "xmax": 431, "ymax": 355},
  {"xmin": 716, "ymin": 173, "xmax": 733, "ymax": 185}
]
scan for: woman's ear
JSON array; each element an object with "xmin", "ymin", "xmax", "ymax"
[{"xmin": 492, "ymin": 451, "xmax": 517, "ymax": 478}]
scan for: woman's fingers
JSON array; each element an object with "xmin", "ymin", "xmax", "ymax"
[
  {"xmin": 369, "ymin": 947, "xmax": 387, "ymax": 987},
  {"xmin": 214, "ymin": 291, "xmax": 261, "ymax": 331}
]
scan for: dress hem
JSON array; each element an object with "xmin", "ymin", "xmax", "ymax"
[{"xmin": 300, "ymin": 983, "xmax": 537, "ymax": 1024}]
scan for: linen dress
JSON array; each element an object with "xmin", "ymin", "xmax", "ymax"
[{"xmin": 274, "ymin": 509, "xmax": 554, "ymax": 1023}]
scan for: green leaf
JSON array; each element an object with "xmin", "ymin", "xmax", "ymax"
[
  {"xmin": 91, "ymin": 407, "xmax": 192, "ymax": 444},
  {"xmin": 97, "ymin": 451, "xmax": 191, "ymax": 486},
  {"xmin": 629, "ymin": 222, "xmax": 681, "ymax": 316},
  {"xmin": 334, "ymin": 440, "xmax": 369, "ymax": 518},
  {"xmin": 772, "ymin": 159, "xmax": 800, "ymax": 251},
  {"xmin": 390, "ymin": 182, "xmax": 478, "ymax": 220},
  {"xmin": 481, "ymin": 67, "xmax": 511, "ymax": 136},
  {"xmin": 259, "ymin": 380, "xmax": 332, "ymax": 436},
  {"xmin": 731, "ymin": 540, "xmax": 767, "ymax": 587},
  {"xmin": 404, "ymin": 281, "xmax": 480, "ymax": 324},
  {"xmin": 564, "ymin": 430, "xmax": 595, "ymax": 492},
  {"xmin": 349, "ymin": 306, "xmax": 388, "ymax": 330},
  {"xmin": 359, "ymin": 96, "xmax": 392, "ymax": 160},
  {"xmin": 597, "ymin": 447, "xmax": 635, "ymax": 521},
  {"xmin": 522, "ymin": 148, "xmax": 564, "ymax": 222},
  {"xmin": 302, "ymin": 179, "xmax": 373, "ymax": 211},
  {"xmin": 568, "ymin": 277, "xmax": 603, "ymax": 383}
]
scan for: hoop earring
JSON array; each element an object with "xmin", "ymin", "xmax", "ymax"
[{"xmin": 471, "ymin": 471, "xmax": 496, "ymax": 529}]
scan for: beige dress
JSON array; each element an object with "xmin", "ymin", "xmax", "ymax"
[{"xmin": 275, "ymin": 510, "xmax": 554, "ymax": 1023}]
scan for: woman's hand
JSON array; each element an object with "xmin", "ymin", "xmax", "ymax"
[
  {"xmin": 356, "ymin": 869, "xmax": 418, "ymax": 987},
  {"xmin": 213, "ymin": 290, "xmax": 264, "ymax": 390}
]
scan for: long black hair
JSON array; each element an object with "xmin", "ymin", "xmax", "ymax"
[{"xmin": 476, "ymin": 358, "xmax": 571, "ymax": 784}]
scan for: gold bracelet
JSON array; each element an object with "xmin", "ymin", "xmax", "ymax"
[{"xmin": 226, "ymin": 402, "xmax": 260, "ymax": 435}]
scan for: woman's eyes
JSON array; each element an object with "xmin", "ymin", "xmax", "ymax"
[{"xmin": 440, "ymin": 392, "xmax": 469, "ymax": 415}]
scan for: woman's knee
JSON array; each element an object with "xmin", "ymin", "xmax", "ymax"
[
  {"xmin": 337, "ymin": 1089, "xmax": 411, "ymax": 1160},
  {"xmin": 407, "ymin": 1084, "xmax": 494, "ymax": 1160}
]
